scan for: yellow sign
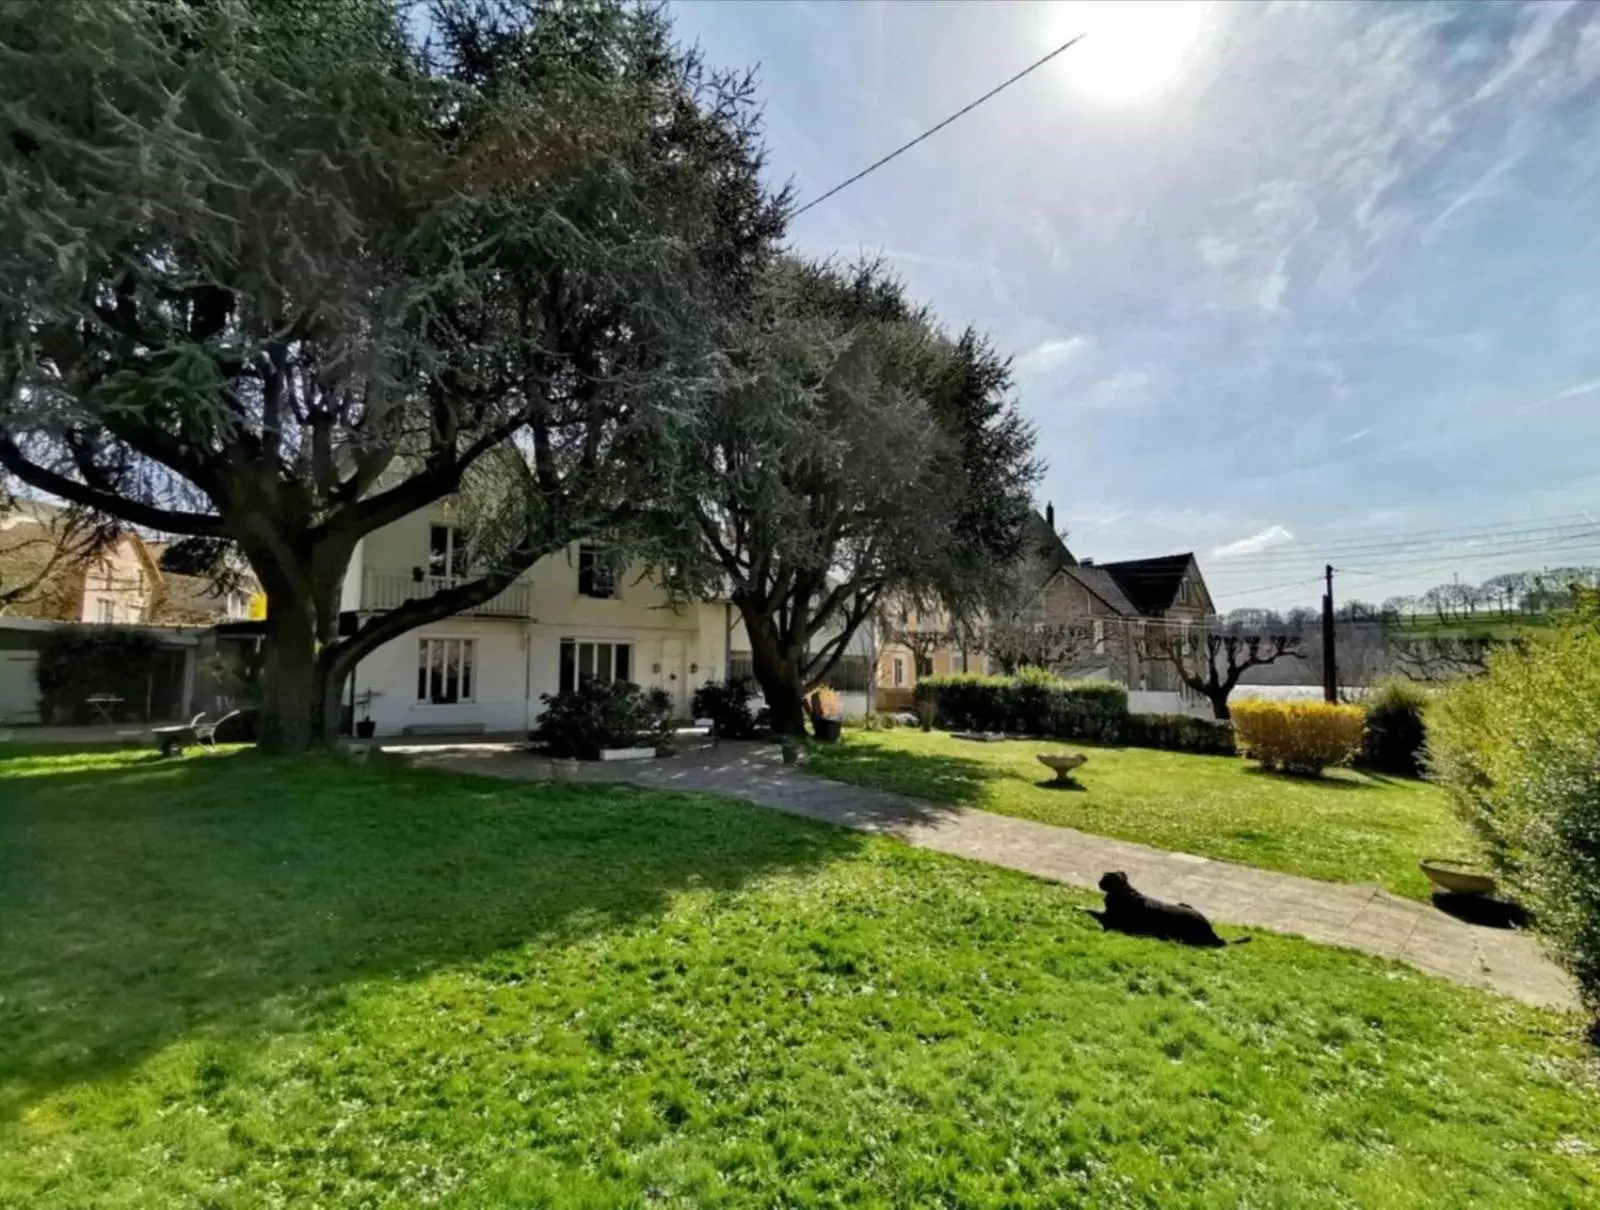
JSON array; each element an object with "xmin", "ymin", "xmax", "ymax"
[{"xmin": 247, "ymin": 592, "xmax": 267, "ymax": 621}]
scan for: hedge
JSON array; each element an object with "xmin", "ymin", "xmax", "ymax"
[
  {"xmin": 1360, "ymin": 678, "xmax": 1429, "ymax": 777},
  {"xmin": 1429, "ymin": 607, "xmax": 1600, "ymax": 1018},
  {"xmin": 1232, "ymin": 700, "xmax": 1365, "ymax": 776},
  {"xmin": 912, "ymin": 670, "xmax": 1235, "ymax": 756},
  {"xmin": 914, "ymin": 670, "xmax": 1127, "ymax": 739},
  {"xmin": 1124, "ymin": 712, "xmax": 1236, "ymax": 756}
]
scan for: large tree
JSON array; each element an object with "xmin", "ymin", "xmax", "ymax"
[
  {"xmin": 0, "ymin": 0, "xmax": 782, "ymax": 748},
  {"xmin": 667, "ymin": 259, "xmax": 1040, "ymax": 734}
]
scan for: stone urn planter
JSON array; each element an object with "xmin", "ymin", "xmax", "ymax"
[
  {"xmin": 1036, "ymin": 751, "xmax": 1087, "ymax": 784},
  {"xmin": 1420, "ymin": 858, "xmax": 1496, "ymax": 896},
  {"xmin": 549, "ymin": 756, "xmax": 579, "ymax": 784}
]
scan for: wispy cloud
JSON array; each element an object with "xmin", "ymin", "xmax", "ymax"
[
  {"xmin": 1337, "ymin": 428, "xmax": 1372, "ymax": 445},
  {"xmin": 1515, "ymin": 376, "xmax": 1600, "ymax": 414},
  {"xmin": 1014, "ymin": 335, "xmax": 1090, "ymax": 376},
  {"xmin": 1210, "ymin": 525, "xmax": 1295, "ymax": 559}
]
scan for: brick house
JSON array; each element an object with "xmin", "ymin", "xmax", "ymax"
[{"xmin": 873, "ymin": 503, "xmax": 1217, "ymax": 697}]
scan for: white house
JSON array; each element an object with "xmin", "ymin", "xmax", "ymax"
[{"xmin": 341, "ymin": 507, "xmax": 733, "ymax": 737}]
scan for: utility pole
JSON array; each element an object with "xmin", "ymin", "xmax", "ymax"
[{"xmin": 1322, "ymin": 563, "xmax": 1337, "ymax": 704}]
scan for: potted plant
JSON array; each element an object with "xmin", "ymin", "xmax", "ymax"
[
  {"xmin": 807, "ymin": 687, "xmax": 844, "ymax": 743},
  {"xmin": 353, "ymin": 689, "xmax": 381, "ymax": 739}
]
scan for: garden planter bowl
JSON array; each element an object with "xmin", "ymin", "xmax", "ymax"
[
  {"xmin": 549, "ymin": 757, "xmax": 579, "ymax": 784},
  {"xmin": 1036, "ymin": 751, "xmax": 1088, "ymax": 783},
  {"xmin": 1420, "ymin": 858, "xmax": 1496, "ymax": 896}
]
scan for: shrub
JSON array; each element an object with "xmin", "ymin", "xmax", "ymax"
[
  {"xmin": 913, "ymin": 671, "xmax": 1128, "ymax": 739},
  {"xmin": 1049, "ymin": 679, "xmax": 1129, "ymax": 741},
  {"xmin": 806, "ymin": 686, "xmax": 843, "ymax": 721},
  {"xmin": 691, "ymin": 678, "xmax": 758, "ymax": 739},
  {"xmin": 1231, "ymin": 700, "xmax": 1364, "ymax": 776},
  {"xmin": 535, "ymin": 681, "xmax": 663, "ymax": 758},
  {"xmin": 1125, "ymin": 712, "xmax": 1235, "ymax": 756},
  {"xmin": 915, "ymin": 673, "xmax": 1008, "ymax": 731},
  {"xmin": 1361, "ymin": 678, "xmax": 1430, "ymax": 776},
  {"xmin": 1430, "ymin": 609, "xmax": 1600, "ymax": 1017},
  {"xmin": 35, "ymin": 626, "xmax": 166, "ymax": 724}
]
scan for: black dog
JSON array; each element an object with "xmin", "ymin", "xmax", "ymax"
[{"xmin": 1092, "ymin": 871, "xmax": 1250, "ymax": 948}]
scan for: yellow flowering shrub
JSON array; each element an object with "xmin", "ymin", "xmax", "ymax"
[{"xmin": 1231, "ymin": 699, "xmax": 1365, "ymax": 776}]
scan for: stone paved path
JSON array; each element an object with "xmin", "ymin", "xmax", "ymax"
[{"xmin": 396, "ymin": 738, "xmax": 1577, "ymax": 1010}]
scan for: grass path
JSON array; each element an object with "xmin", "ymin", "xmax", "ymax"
[
  {"xmin": 2, "ymin": 745, "xmax": 1594, "ymax": 1206},
  {"xmin": 806, "ymin": 729, "xmax": 1474, "ymax": 900}
]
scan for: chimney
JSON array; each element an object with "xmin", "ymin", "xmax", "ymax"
[
  {"xmin": 1045, "ymin": 502, "xmax": 1055, "ymax": 530},
  {"xmin": 1081, "ymin": 558, "xmax": 1094, "ymax": 566}
]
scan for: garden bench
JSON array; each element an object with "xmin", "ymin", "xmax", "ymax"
[{"xmin": 151, "ymin": 710, "xmax": 241, "ymax": 757}]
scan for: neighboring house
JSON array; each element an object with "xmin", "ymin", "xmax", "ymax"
[
  {"xmin": 871, "ymin": 503, "xmax": 1218, "ymax": 696},
  {"xmin": 0, "ymin": 500, "xmax": 254, "ymax": 626},
  {"xmin": 340, "ymin": 508, "xmax": 732, "ymax": 736}
]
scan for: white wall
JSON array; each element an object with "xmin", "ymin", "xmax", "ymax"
[{"xmin": 343, "ymin": 510, "xmax": 738, "ymax": 735}]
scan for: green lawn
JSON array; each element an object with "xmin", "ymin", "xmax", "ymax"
[
  {"xmin": 3, "ymin": 746, "xmax": 1596, "ymax": 1207},
  {"xmin": 807, "ymin": 729, "xmax": 1473, "ymax": 900}
]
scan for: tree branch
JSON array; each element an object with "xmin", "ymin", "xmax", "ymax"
[{"xmin": 0, "ymin": 438, "xmax": 226, "ymax": 536}]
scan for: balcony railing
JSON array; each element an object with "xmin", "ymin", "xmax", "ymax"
[{"xmin": 360, "ymin": 570, "xmax": 534, "ymax": 618}]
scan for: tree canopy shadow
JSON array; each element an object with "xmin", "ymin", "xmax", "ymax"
[
  {"xmin": 803, "ymin": 738, "xmax": 997, "ymax": 809},
  {"xmin": 1240, "ymin": 766, "xmax": 1381, "ymax": 791},
  {"xmin": 0, "ymin": 748, "xmax": 861, "ymax": 1119}
]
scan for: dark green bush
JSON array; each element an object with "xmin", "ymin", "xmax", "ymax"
[
  {"xmin": 1124, "ymin": 712, "xmax": 1235, "ymax": 756},
  {"xmin": 1430, "ymin": 606, "xmax": 1600, "ymax": 1020},
  {"xmin": 535, "ymin": 681, "xmax": 668, "ymax": 758},
  {"xmin": 1360, "ymin": 679, "xmax": 1429, "ymax": 776},
  {"xmin": 914, "ymin": 671, "xmax": 1128, "ymax": 739},
  {"xmin": 35, "ymin": 626, "xmax": 167, "ymax": 723},
  {"xmin": 691, "ymin": 678, "xmax": 758, "ymax": 739}
]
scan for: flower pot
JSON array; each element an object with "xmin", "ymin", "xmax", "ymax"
[
  {"xmin": 550, "ymin": 757, "xmax": 579, "ymax": 783},
  {"xmin": 355, "ymin": 718, "xmax": 376, "ymax": 739},
  {"xmin": 781, "ymin": 742, "xmax": 800, "ymax": 766},
  {"xmin": 1420, "ymin": 858, "xmax": 1496, "ymax": 896},
  {"xmin": 811, "ymin": 717, "xmax": 842, "ymax": 743}
]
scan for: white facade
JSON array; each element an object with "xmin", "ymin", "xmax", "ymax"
[{"xmin": 342, "ymin": 507, "xmax": 732, "ymax": 737}]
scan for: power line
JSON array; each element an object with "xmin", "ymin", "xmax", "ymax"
[
  {"xmin": 1203, "ymin": 517, "xmax": 1600, "ymax": 566},
  {"xmin": 1218, "ymin": 535, "xmax": 1600, "ymax": 604},
  {"xmin": 790, "ymin": 32, "xmax": 1088, "ymax": 219}
]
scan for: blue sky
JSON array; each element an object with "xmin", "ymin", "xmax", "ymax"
[{"xmin": 671, "ymin": 0, "xmax": 1600, "ymax": 610}]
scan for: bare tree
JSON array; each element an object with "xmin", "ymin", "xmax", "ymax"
[
  {"xmin": 978, "ymin": 619, "xmax": 1096, "ymax": 676},
  {"xmin": 1391, "ymin": 636, "xmax": 1503, "ymax": 681},
  {"xmin": 0, "ymin": 488, "xmax": 116, "ymax": 616},
  {"xmin": 1137, "ymin": 626, "xmax": 1305, "ymax": 720}
]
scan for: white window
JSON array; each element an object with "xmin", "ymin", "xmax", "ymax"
[
  {"xmin": 96, "ymin": 599, "xmax": 115, "ymax": 623},
  {"xmin": 559, "ymin": 639, "xmax": 633, "ymax": 692},
  {"xmin": 428, "ymin": 525, "xmax": 469, "ymax": 580},
  {"xmin": 417, "ymin": 638, "xmax": 476, "ymax": 704},
  {"xmin": 892, "ymin": 656, "xmax": 906, "ymax": 687}
]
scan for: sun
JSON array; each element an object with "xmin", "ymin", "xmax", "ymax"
[{"xmin": 1046, "ymin": 1, "xmax": 1215, "ymax": 105}]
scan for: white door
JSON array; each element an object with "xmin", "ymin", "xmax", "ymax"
[{"xmin": 0, "ymin": 651, "xmax": 41, "ymax": 724}]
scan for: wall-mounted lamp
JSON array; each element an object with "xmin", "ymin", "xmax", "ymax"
[
  {"xmin": 689, "ymin": 662, "xmax": 699, "ymax": 674},
  {"xmin": 651, "ymin": 662, "xmax": 661, "ymax": 674},
  {"xmin": 410, "ymin": 566, "xmax": 424, "ymax": 583}
]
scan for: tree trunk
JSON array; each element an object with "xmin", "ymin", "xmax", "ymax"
[
  {"xmin": 742, "ymin": 608, "xmax": 808, "ymax": 736},
  {"xmin": 1206, "ymin": 686, "xmax": 1232, "ymax": 721},
  {"xmin": 258, "ymin": 589, "xmax": 320, "ymax": 752}
]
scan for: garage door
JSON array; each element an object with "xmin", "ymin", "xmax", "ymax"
[{"xmin": 0, "ymin": 651, "xmax": 41, "ymax": 724}]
